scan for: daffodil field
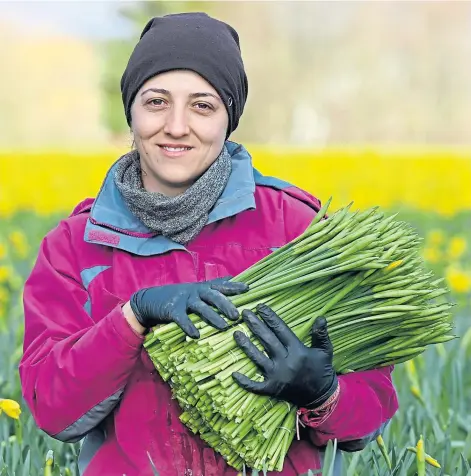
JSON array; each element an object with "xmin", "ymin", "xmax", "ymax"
[{"xmin": 1, "ymin": 148, "xmax": 471, "ymax": 475}]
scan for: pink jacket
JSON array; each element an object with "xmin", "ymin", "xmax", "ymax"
[{"xmin": 20, "ymin": 142, "xmax": 398, "ymax": 476}]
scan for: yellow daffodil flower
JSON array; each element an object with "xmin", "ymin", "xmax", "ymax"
[{"xmin": 0, "ymin": 398, "xmax": 21, "ymax": 419}]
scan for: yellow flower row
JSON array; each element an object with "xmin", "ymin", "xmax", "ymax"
[{"xmin": 0, "ymin": 146, "xmax": 470, "ymax": 215}]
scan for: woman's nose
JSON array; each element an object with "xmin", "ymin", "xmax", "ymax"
[{"xmin": 163, "ymin": 107, "xmax": 190, "ymax": 138}]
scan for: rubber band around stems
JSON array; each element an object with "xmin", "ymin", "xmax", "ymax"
[
  {"xmin": 263, "ymin": 400, "xmax": 274, "ymax": 412},
  {"xmin": 296, "ymin": 413, "xmax": 306, "ymax": 440},
  {"xmin": 277, "ymin": 426, "xmax": 294, "ymax": 433},
  {"xmin": 228, "ymin": 350, "xmax": 238, "ymax": 363}
]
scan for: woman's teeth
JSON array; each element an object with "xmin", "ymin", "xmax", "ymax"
[{"xmin": 162, "ymin": 146, "xmax": 191, "ymax": 152}]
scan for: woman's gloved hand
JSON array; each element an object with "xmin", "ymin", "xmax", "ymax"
[
  {"xmin": 232, "ymin": 303, "xmax": 338, "ymax": 409},
  {"xmin": 129, "ymin": 277, "xmax": 249, "ymax": 339}
]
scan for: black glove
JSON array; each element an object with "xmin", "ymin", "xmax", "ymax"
[
  {"xmin": 130, "ymin": 277, "xmax": 249, "ymax": 339},
  {"xmin": 232, "ymin": 303, "xmax": 338, "ymax": 408}
]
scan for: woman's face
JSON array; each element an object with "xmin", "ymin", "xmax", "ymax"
[{"xmin": 130, "ymin": 70, "xmax": 229, "ymax": 196}]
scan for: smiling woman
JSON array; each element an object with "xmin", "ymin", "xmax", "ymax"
[{"xmin": 19, "ymin": 11, "xmax": 398, "ymax": 476}]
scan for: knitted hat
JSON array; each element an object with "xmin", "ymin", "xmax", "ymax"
[{"xmin": 121, "ymin": 12, "xmax": 248, "ymax": 137}]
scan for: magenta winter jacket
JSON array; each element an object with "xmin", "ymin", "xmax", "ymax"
[{"xmin": 20, "ymin": 142, "xmax": 398, "ymax": 476}]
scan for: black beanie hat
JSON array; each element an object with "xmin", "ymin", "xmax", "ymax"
[{"xmin": 121, "ymin": 12, "xmax": 248, "ymax": 137}]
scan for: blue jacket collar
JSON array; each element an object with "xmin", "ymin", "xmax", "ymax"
[{"xmin": 84, "ymin": 141, "xmax": 256, "ymax": 256}]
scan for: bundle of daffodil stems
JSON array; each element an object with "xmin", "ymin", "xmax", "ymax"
[{"xmin": 143, "ymin": 198, "xmax": 454, "ymax": 472}]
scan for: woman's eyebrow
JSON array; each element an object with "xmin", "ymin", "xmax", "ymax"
[
  {"xmin": 189, "ymin": 92, "xmax": 221, "ymax": 102},
  {"xmin": 140, "ymin": 88, "xmax": 170, "ymax": 96}
]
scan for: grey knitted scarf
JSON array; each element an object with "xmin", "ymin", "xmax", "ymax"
[{"xmin": 114, "ymin": 146, "xmax": 232, "ymax": 244}]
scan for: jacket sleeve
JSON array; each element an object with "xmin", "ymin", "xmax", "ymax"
[
  {"xmin": 19, "ymin": 221, "xmax": 144, "ymax": 443},
  {"xmin": 302, "ymin": 366, "xmax": 398, "ymax": 450}
]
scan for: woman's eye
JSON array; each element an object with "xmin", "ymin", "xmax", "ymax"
[
  {"xmin": 147, "ymin": 98, "xmax": 165, "ymax": 107},
  {"xmin": 194, "ymin": 102, "xmax": 213, "ymax": 111}
]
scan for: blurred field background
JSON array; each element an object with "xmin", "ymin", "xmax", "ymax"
[{"xmin": 1, "ymin": 1, "xmax": 471, "ymax": 475}]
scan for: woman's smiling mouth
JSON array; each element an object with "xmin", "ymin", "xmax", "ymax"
[{"xmin": 158, "ymin": 144, "xmax": 194, "ymax": 157}]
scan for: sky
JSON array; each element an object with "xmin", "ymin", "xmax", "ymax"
[{"xmin": 0, "ymin": 1, "xmax": 135, "ymax": 39}]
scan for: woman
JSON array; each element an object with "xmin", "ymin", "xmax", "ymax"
[{"xmin": 19, "ymin": 12, "xmax": 398, "ymax": 476}]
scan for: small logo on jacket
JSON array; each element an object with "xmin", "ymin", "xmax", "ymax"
[{"xmin": 88, "ymin": 230, "xmax": 120, "ymax": 246}]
